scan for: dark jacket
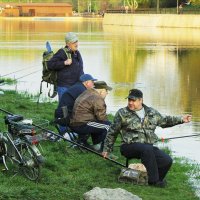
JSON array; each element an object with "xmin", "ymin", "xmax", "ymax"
[
  {"xmin": 70, "ymin": 88, "xmax": 108, "ymax": 126},
  {"xmin": 55, "ymin": 82, "xmax": 87, "ymax": 119},
  {"xmin": 103, "ymin": 104, "xmax": 183, "ymax": 153},
  {"xmin": 47, "ymin": 47, "xmax": 84, "ymax": 87}
]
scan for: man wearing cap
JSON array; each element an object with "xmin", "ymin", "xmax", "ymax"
[
  {"xmin": 47, "ymin": 32, "xmax": 84, "ymax": 101},
  {"xmin": 70, "ymin": 81, "xmax": 112, "ymax": 151},
  {"xmin": 55, "ymin": 74, "xmax": 97, "ymax": 134},
  {"xmin": 102, "ymin": 89, "xmax": 192, "ymax": 188}
]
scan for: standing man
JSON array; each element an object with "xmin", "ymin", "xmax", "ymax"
[
  {"xmin": 70, "ymin": 81, "xmax": 112, "ymax": 151},
  {"xmin": 47, "ymin": 32, "xmax": 84, "ymax": 101},
  {"xmin": 102, "ymin": 89, "xmax": 192, "ymax": 187}
]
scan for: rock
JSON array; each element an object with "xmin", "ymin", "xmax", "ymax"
[
  {"xmin": 128, "ymin": 163, "xmax": 147, "ymax": 172},
  {"xmin": 83, "ymin": 187, "xmax": 142, "ymax": 200}
]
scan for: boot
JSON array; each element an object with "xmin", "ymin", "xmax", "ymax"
[{"xmin": 92, "ymin": 143, "xmax": 101, "ymax": 151}]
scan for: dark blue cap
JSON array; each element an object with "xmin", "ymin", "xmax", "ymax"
[
  {"xmin": 79, "ymin": 74, "xmax": 97, "ymax": 82},
  {"xmin": 126, "ymin": 89, "xmax": 143, "ymax": 100}
]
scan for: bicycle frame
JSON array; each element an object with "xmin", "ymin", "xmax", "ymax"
[
  {"xmin": 1, "ymin": 131, "xmax": 42, "ymax": 181},
  {"xmin": 0, "ymin": 114, "xmax": 45, "ymax": 181}
]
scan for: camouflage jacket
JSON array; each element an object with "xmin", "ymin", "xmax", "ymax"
[{"xmin": 103, "ymin": 104, "xmax": 183, "ymax": 153}]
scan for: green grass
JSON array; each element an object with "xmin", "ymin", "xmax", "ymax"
[
  {"xmin": 0, "ymin": 90, "xmax": 199, "ymax": 200},
  {"xmin": 0, "ymin": 78, "xmax": 17, "ymax": 85}
]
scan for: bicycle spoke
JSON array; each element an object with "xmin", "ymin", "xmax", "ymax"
[{"xmin": 20, "ymin": 145, "xmax": 41, "ymax": 181}]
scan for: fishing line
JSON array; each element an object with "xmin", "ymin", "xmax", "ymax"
[
  {"xmin": 0, "ymin": 66, "xmax": 40, "ymax": 77},
  {"xmin": 14, "ymin": 69, "xmax": 41, "ymax": 80},
  {"xmin": 113, "ymin": 133, "xmax": 200, "ymax": 148},
  {"xmin": 161, "ymin": 133, "xmax": 200, "ymax": 141},
  {"xmin": 0, "ymin": 69, "xmax": 41, "ymax": 86}
]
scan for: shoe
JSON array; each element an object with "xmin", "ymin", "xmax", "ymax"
[
  {"xmin": 46, "ymin": 133, "xmax": 61, "ymax": 142},
  {"xmin": 63, "ymin": 132, "xmax": 78, "ymax": 141},
  {"xmin": 161, "ymin": 179, "xmax": 167, "ymax": 186},
  {"xmin": 78, "ymin": 141, "xmax": 92, "ymax": 149},
  {"xmin": 91, "ymin": 143, "xmax": 101, "ymax": 151},
  {"xmin": 148, "ymin": 180, "xmax": 166, "ymax": 188}
]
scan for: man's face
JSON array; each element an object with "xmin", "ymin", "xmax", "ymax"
[
  {"xmin": 85, "ymin": 80, "xmax": 94, "ymax": 89},
  {"xmin": 100, "ymin": 89, "xmax": 108, "ymax": 99},
  {"xmin": 68, "ymin": 41, "xmax": 78, "ymax": 51},
  {"xmin": 128, "ymin": 98, "xmax": 143, "ymax": 111}
]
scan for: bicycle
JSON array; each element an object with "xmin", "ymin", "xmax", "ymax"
[{"xmin": 0, "ymin": 114, "xmax": 46, "ymax": 181}]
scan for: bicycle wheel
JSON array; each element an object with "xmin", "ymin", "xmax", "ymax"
[
  {"xmin": 3, "ymin": 134, "xmax": 22, "ymax": 175},
  {"xmin": 20, "ymin": 144, "xmax": 41, "ymax": 181}
]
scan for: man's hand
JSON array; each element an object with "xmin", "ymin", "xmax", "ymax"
[
  {"xmin": 102, "ymin": 152, "xmax": 108, "ymax": 158},
  {"xmin": 182, "ymin": 115, "xmax": 192, "ymax": 123},
  {"xmin": 64, "ymin": 58, "xmax": 72, "ymax": 66}
]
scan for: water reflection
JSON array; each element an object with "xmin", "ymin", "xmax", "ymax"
[
  {"xmin": 103, "ymin": 25, "xmax": 200, "ymax": 45},
  {"xmin": 1, "ymin": 18, "xmax": 200, "ymax": 165}
]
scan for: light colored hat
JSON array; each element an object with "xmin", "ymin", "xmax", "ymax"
[{"xmin": 65, "ymin": 32, "xmax": 78, "ymax": 43}]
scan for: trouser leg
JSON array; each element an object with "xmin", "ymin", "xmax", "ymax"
[
  {"xmin": 120, "ymin": 143, "xmax": 172, "ymax": 183},
  {"xmin": 70, "ymin": 121, "xmax": 110, "ymax": 145},
  {"xmin": 87, "ymin": 121, "xmax": 110, "ymax": 145},
  {"xmin": 153, "ymin": 147, "xmax": 173, "ymax": 181},
  {"xmin": 70, "ymin": 126, "xmax": 91, "ymax": 144},
  {"xmin": 57, "ymin": 86, "xmax": 69, "ymax": 102}
]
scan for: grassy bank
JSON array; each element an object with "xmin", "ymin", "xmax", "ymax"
[{"xmin": 0, "ymin": 90, "xmax": 199, "ymax": 200}]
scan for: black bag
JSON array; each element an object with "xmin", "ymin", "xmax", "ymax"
[{"xmin": 118, "ymin": 168, "xmax": 148, "ymax": 185}]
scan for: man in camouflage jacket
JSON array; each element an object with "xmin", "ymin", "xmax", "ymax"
[{"xmin": 102, "ymin": 89, "xmax": 192, "ymax": 187}]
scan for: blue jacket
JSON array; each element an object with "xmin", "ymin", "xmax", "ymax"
[
  {"xmin": 55, "ymin": 82, "xmax": 87, "ymax": 118},
  {"xmin": 47, "ymin": 47, "xmax": 84, "ymax": 87}
]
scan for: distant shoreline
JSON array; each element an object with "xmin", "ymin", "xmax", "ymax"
[
  {"xmin": 0, "ymin": 16, "xmax": 103, "ymax": 21},
  {"xmin": 103, "ymin": 13, "xmax": 200, "ymax": 28}
]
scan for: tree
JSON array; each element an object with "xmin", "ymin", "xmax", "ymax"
[{"xmin": 125, "ymin": 0, "xmax": 138, "ymax": 11}]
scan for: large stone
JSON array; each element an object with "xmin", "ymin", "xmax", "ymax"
[
  {"xmin": 128, "ymin": 163, "xmax": 147, "ymax": 172},
  {"xmin": 83, "ymin": 187, "xmax": 142, "ymax": 200}
]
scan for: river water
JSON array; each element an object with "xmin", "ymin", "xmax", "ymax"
[{"xmin": 0, "ymin": 17, "xmax": 200, "ymax": 167}]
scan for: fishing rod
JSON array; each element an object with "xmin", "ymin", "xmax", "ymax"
[
  {"xmin": 0, "ymin": 66, "xmax": 38, "ymax": 78},
  {"xmin": 161, "ymin": 133, "xmax": 200, "ymax": 141},
  {"xmin": 0, "ymin": 69, "xmax": 41, "ymax": 86},
  {"xmin": 0, "ymin": 108, "xmax": 126, "ymax": 168},
  {"xmin": 113, "ymin": 132, "xmax": 200, "ymax": 148}
]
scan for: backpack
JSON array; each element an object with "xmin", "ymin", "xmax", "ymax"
[{"xmin": 38, "ymin": 42, "xmax": 71, "ymax": 102}]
